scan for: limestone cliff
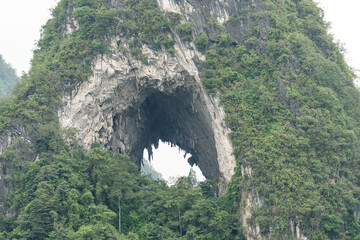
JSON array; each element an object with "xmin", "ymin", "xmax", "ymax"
[
  {"xmin": 56, "ymin": 0, "xmax": 268, "ymax": 195},
  {"xmin": 55, "ymin": 0, "xmax": 270, "ymax": 238},
  {"xmin": 1, "ymin": 0, "xmax": 360, "ymax": 239},
  {"xmin": 58, "ymin": 37, "xmax": 236, "ymax": 195}
]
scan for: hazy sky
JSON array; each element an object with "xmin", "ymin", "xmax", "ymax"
[
  {"xmin": 316, "ymin": 0, "xmax": 360, "ymax": 76},
  {"xmin": 0, "ymin": 0, "xmax": 359, "ymax": 181},
  {"xmin": 143, "ymin": 141, "xmax": 205, "ymax": 183},
  {"xmin": 0, "ymin": 0, "xmax": 59, "ymax": 75}
]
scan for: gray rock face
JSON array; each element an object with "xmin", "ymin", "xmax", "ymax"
[
  {"xmin": 58, "ymin": 37, "xmax": 236, "ymax": 194},
  {"xmin": 1, "ymin": 0, "xmax": 273, "ymax": 236},
  {"xmin": 58, "ymin": 0, "xmax": 267, "ymax": 236},
  {"xmin": 56, "ymin": 0, "xmax": 270, "ymax": 197},
  {"xmin": 156, "ymin": 0, "xmax": 269, "ymax": 43}
]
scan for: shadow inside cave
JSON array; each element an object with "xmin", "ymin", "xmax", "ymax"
[{"xmin": 110, "ymin": 86, "xmax": 220, "ymax": 183}]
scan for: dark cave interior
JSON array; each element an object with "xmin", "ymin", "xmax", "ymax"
[{"xmin": 111, "ymin": 87, "xmax": 221, "ymax": 181}]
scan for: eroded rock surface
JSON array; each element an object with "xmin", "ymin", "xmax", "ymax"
[
  {"xmin": 58, "ymin": 0, "xmax": 266, "ymax": 233},
  {"xmin": 56, "ymin": 0, "xmax": 270, "ymax": 196},
  {"xmin": 58, "ymin": 37, "xmax": 236, "ymax": 194},
  {"xmin": 1, "ymin": 0, "xmax": 273, "ymax": 236}
]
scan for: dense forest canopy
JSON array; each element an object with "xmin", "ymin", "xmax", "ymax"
[
  {"xmin": 0, "ymin": 0, "xmax": 360, "ymax": 239},
  {"xmin": 0, "ymin": 55, "xmax": 19, "ymax": 97},
  {"xmin": 1, "ymin": 144, "xmax": 238, "ymax": 239}
]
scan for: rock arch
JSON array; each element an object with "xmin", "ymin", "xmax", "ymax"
[{"xmin": 58, "ymin": 42, "xmax": 235, "ymax": 194}]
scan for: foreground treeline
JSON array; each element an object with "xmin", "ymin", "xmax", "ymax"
[{"xmin": 0, "ymin": 139, "xmax": 240, "ymax": 239}]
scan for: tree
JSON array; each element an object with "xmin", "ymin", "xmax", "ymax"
[
  {"xmin": 195, "ymin": 31, "xmax": 209, "ymax": 50},
  {"xmin": 15, "ymin": 182, "xmax": 59, "ymax": 239},
  {"xmin": 88, "ymin": 146, "xmax": 139, "ymax": 234},
  {"xmin": 182, "ymin": 198, "xmax": 235, "ymax": 240}
]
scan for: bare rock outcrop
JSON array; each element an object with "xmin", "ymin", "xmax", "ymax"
[{"xmin": 58, "ymin": 37, "xmax": 236, "ymax": 195}]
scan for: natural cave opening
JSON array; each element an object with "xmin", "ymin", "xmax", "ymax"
[
  {"xmin": 111, "ymin": 86, "xmax": 221, "ymax": 184},
  {"xmin": 141, "ymin": 140, "xmax": 206, "ymax": 184}
]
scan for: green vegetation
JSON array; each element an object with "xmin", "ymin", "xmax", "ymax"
[
  {"xmin": 0, "ymin": 3, "xmax": 239, "ymax": 237},
  {"xmin": 118, "ymin": 0, "xmax": 175, "ymax": 51},
  {"xmin": 167, "ymin": 12, "xmax": 182, "ymax": 25},
  {"xmin": 0, "ymin": 55, "xmax": 19, "ymax": 97},
  {"xmin": 201, "ymin": 0, "xmax": 360, "ymax": 239},
  {"xmin": 156, "ymin": 33, "xmax": 176, "ymax": 53},
  {"xmin": 0, "ymin": 0, "xmax": 174, "ymax": 132},
  {"xmin": 175, "ymin": 22, "xmax": 195, "ymax": 41},
  {"xmin": 0, "ymin": 0, "xmax": 360, "ymax": 239},
  {"xmin": 0, "ymin": 142, "xmax": 239, "ymax": 239},
  {"xmin": 195, "ymin": 31, "xmax": 209, "ymax": 50}
]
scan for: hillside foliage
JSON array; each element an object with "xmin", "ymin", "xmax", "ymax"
[
  {"xmin": 0, "ymin": 0, "xmax": 360, "ymax": 239},
  {"xmin": 0, "ymin": 143, "xmax": 239, "ymax": 239},
  {"xmin": 202, "ymin": 0, "xmax": 360, "ymax": 239}
]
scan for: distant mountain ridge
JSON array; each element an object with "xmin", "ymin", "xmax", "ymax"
[{"xmin": 0, "ymin": 55, "xmax": 19, "ymax": 97}]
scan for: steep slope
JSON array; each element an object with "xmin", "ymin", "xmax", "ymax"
[{"xmin": 0, "ymin": 0, "xmax": 360, "ymax": 239}]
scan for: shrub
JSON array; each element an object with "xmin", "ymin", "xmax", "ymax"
[
  {"xmin": 175, "ymin": 22, "xmax": 195, "ymax": 41},
  {"xmin": 195, "ymin": 31, "xmax": 209, "ymax": 50},
  {"xmin": 156, "ymin": 33, "xmax": 175, "ymax": 52}
]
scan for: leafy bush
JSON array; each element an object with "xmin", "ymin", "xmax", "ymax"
[
  {"xmin": 156, "ymin": 33, "xmax": 175, "ymax": 53},
  {"xmin": 195, "ymin": 31, "xmax": 209, "ymax": 50},
  {"xmin": 175, "ymin": 22, "xmax": 195, "ymax": 41},
  {"xmin": 130, "ymin": 47, "xmax": 142, "ymax": 57},
  {"xmin": 167, "ymin": 12, "xmax": 182, "ymax": 25},
  {"xmin": 118, "ymin": 0, "xmax": 172, "ymax": 44},
  {"xmin": 72, "ymin": 6, "xmax": 95, "ymax": 26}
]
